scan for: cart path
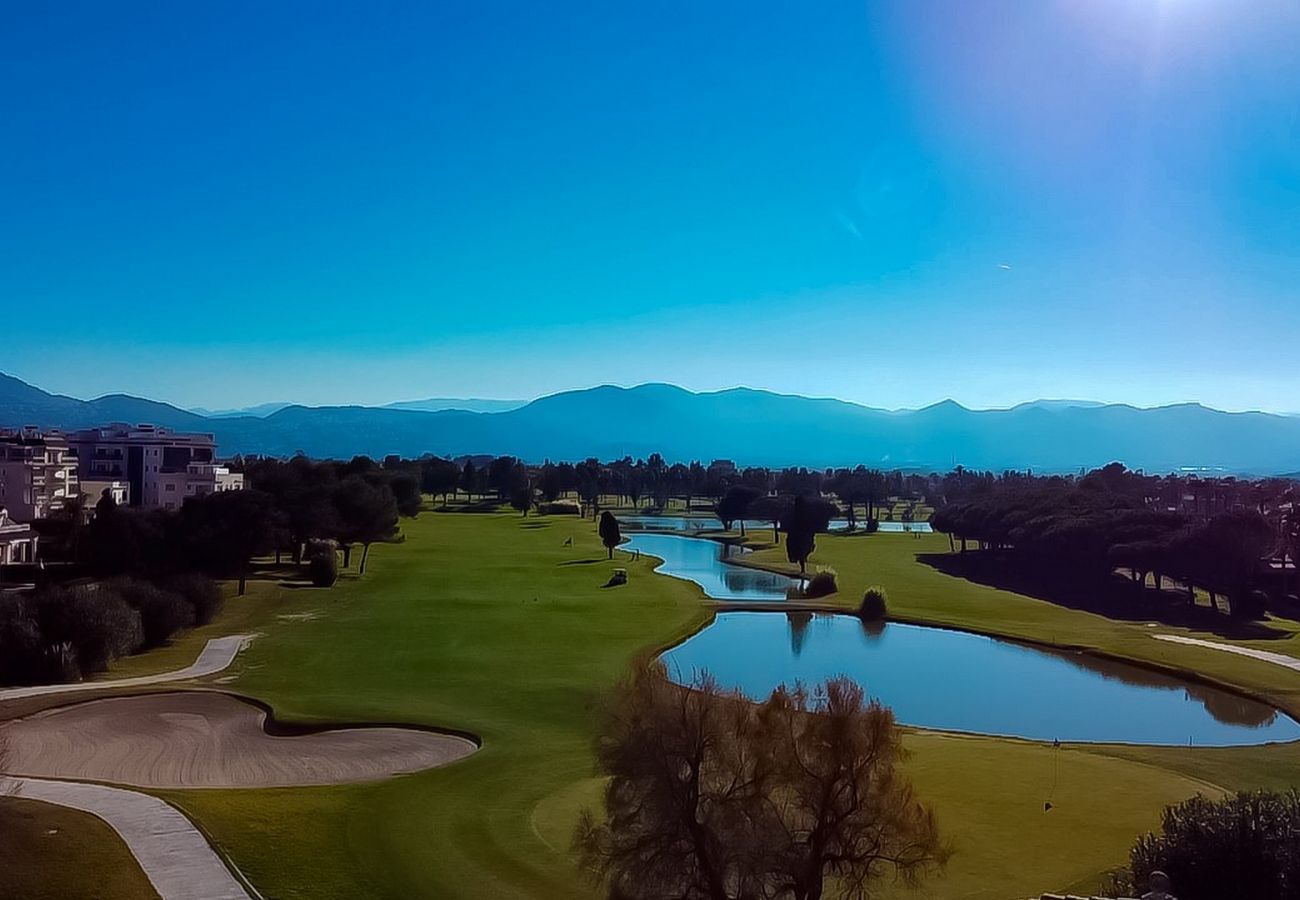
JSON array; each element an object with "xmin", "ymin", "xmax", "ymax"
[
  {"xmin": 1153, "ymin": 633, "xmax": 1300, "ymax": 673},
  {"xmin": 0, "ymin": 634, "xmax": 256, "ymax": 702},
  {"xmin": 1, "ymin": 776, "xmax": 254, "ymax": 900}
]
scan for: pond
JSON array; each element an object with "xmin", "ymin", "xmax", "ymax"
[
  {"xmin": 616, "ymin": 515, "xmax": 932, "ymax": 534},
  {"xmin": 660, "ymin": 612, "xmax": 1300, "ymax": 746},
  {"xmin": 621, "ymin": 532, "xmax": 795, "ymax": 602}
]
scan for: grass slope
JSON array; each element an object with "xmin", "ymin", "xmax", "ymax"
[
  {"xmin": 158, "ymin": 512, "xmax": 1274, "ymax": 899},
  {"xmin": 0, "ymin": 797, "xmax": 159, "ymax": 900}
]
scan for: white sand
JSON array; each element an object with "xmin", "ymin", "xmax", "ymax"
[{"xmin": 0, "ymin": 691, "xmax": 476, "ymax": 788}]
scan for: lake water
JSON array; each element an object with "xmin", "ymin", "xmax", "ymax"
[
  {"xmin": 621, "ymin": 532, "xmax": 795, "ymax": 602},
  {"xmin": 661, "ymin": 612, "xmax": 1300, "ymax": 746},
  {"xmin": 616, "ymin": 515, "xmax": 932, "ymax": 534}
]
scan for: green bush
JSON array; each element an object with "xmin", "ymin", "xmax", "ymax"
[
  {"xmin": 801, "ymin": 568, "xmax": 838, "ymax": 598},
  {"xmin": 0, "ymin": 595, "xmax": 44, "ymax": 685},
  {"xmin": 164, "ymin": 574, "xmax": 225, "ymax": 625},
  {"xmin": 108, "ymin": 577, "xmax": 195, "ymax": 649},
  {"xmin": 1115, "ymin": 790, "xmax": 1300, "ymax": 900},
  {"xmin": 308, "ymin": 545, "xmax": 340, "ymax": 587},
  {"xmin": 859, "ymin": 586, "xmax": 888, "ymax": 620},
  {"xmin": 34, "ymin": 585, "xmax": 144, "ymax": 676},
  {"xmin": 864, "ymin": 518, "xmax": 880, "ymax": 533}
]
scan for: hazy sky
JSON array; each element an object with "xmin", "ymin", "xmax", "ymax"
[{"xmin": 3, "ymin": 1, "xmax": 1299, "ymax": 412}]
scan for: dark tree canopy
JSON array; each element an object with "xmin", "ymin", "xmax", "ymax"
[
  {"xmin": 1116, "ymin": 790, "xmax": 1300, "ymax": 900},
  {"xmin": 715, "ymin": 485, "xmax": 761, "ymax": 535},
  {"xmin": 332, "ymin": 475, "xmax": 400, "ymax": 575},
  {"xmin": 783, "ymin": 495, "xmax": 836, "ymax": 574},
  {"xmin": 178, "ymin": 489, "xmax": 279, "ymax": 595},
  {"xmin": 599, "ymin": 511, "xmax": 621, "ymax": 560}
]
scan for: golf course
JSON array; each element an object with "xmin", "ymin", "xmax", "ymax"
[{"xmin": 6, "ymin": 504, "xmax": 1300, "ymax": 899}]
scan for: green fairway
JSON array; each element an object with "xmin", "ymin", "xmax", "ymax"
[
  {"xmin": 13, "ymin": 510, "xmax": 1300, "ymax": 899},
  {"xmin": 144, "ymin": 512, "xmax": 1299, "ymax": 899}
]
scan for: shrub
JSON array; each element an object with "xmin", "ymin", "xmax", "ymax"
[
  {"xmin": 308, "ymin": 544, "xmax": 340, "ymax": 587},
  {"xmin": 802, "ymin": 568, "xmax": 838, "ymax": 599},
  {"xmin": 1115, "ymin": 790, "xmax": 1300, "ymax": 900},
  {"xmin": 859, "ymin": 586, "xmax": 888, "ymax": 620},
  {"xmin": 34, "ymin": 585, "xmax": 144, "ymax": 676},
  {"xmin": 108, "ymin": 577, "xmax": 195, "ymax": 649},
  {"xmin": 864, "ymin": 518, "xmax": 880, "ymax": 533},
  {"xmin": 0, "ymin": 595, "xmax": 43, "ymax": 686},
  {"xmin": 165, "ymin": 573, "xmax": 225, "ymax": 625}
]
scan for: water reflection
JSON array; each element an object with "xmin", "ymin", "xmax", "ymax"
[
  {"xmin": 622, "ymin": 532, "xmax": 793, "ymax": 602},
  {"xmin": 660, "ymin": 612, "xmax": 1300, "ymax": 747},
  {"xmin": 1060, "ymin": 650, "xmax": 1279, "ymax": 728},
  {"xmin": 787, "ymin": 611, "xmax": 812, "ymax": 657}
]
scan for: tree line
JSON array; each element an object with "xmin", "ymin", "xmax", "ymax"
[
  {"xmin": 930, "ymin": 463, "xmax": 1293, "ymax": 619},
  {"xmin": 388, "ymin": 452, "xmax": 933, "ymax": 522}
]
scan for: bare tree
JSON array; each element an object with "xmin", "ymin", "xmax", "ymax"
[
  {"xmin": 756, "ymin": 679, "xmax": 947, "ymax": 900},
  {"xmin": 575, "ymin": 665, "xmax": 947, "ymax": 900}
]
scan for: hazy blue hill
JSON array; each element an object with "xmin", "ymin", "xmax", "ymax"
[
  {"xmin": 3, "ymin": 372, "xmax": 1300, "ymax": 473},
  {"xmin": 0, "ymin": 373, "xmax": 214, "ymax": 431},
  {"xmin": 384, "ymin": 398, "xmax": 525, "ymax": 414},
  {"xmin": 189, "ymin": 402, "xmax": 296, "ymax": 418}
]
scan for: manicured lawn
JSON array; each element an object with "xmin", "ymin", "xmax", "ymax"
[
  {"xmin": 159, "ymin": 513, "xmax": 1299, "ymax": 899},
  {"xmin": 167, "ymin": 511, "xmax": 709, "ymax": 899},
  {"xmin": 0, "ymin": 797, "xmax": 159, "ymax": 900},
  {"xmin": 13, "ymin": 512, "xmax": 1300, "ymax": 898}
]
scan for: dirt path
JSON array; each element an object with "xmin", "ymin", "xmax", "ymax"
[
  {"xmin": 1153, "ymin": 633, "xmax": 1300, "ymax": 673},
  {"xmin": 1, "ymin": 776, "xmax": 254, "ymax": 900},
  {"xmin": 0, "ymin": 634, "xmax": 257, "ymax": 703},
  {"xmin": 0, "ymin": 691, "xmax": 477, "ymax": 788}
]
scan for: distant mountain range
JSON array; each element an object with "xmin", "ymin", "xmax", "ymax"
[
  {"xmin": 383, "ymin": 397, "xmax": 526, "ymax": 414},
  {"xmin": 3, "ymin": 372, "xmax": 1299, "ymax": 474},
  {"xmin": 191, "ymin": 397, "xmax": 526, "ymax": 417}
]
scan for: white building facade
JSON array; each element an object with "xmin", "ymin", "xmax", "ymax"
[
  {"xmin": 0, "ymin": 428, "xmax": 80, "ymax": 521},
  {"xmin": 0, "ymin": 506, "xmax": 39, "ymax": 566}
]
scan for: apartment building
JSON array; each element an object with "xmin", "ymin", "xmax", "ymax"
[
  {"xmin": 67, "ymin": 424, "xmax": 244, "ymax": 512},
  {"xmin": 0, "ymin": 428, "xmax": 80, "ymax": 520}
]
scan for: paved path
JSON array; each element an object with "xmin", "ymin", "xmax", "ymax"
[
  {"xmin": 0, "ymin": 634, "xmax": 256, "ymax": 702},
  {"xmin": 1153, "ymin": 633, "xmax": 1300, "ymax": 673},
  {"xmin": 2, "ymin": 776, "xmax": 253, "ymax": 900}
]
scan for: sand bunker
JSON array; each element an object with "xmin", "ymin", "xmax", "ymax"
[{"xmin": 0, "ymin": 692, "xmax": 477, "ymax": 788}]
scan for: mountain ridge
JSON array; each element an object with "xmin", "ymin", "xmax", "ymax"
[{"xmin": 2, "ymin": 372, "xmax": 1298, "ymax": 474}]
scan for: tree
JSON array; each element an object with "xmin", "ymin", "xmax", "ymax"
[
  {"xmin": 420, "ymin": 457, "xmax": 462, "ymax": 506},
  {"xmin": 461, "ymin": 459, "xmax": 480, "ymax": 499},
  {"xmin": 784, "ymin": 495, "xmax": 822, "ymax": 574},
  {"xmin": 333, "ymin": 476, "xmax": 399, "ymax": 575},
  {"xmin": 575, "ymin": 666, "xmax": 946, "ymax": 900},
  {"xmin": 177, "ymin": 489, "xmax": 279, "ymax": 595},
  {"xmin": 510, "ymin": 484, "xmax": 534, "ymax": 516},
  {"xmin": 751, "ymin": 494, "xmax": 791, "ymax": 543},
  {"xmin": 715, "ymin": 486, "xmax": 761, "ymax": 535},
  {"xmin": 757, "ymin": 679, "xmax": 947, "ymax": 900},
  {"xmin": 388, "ymin": 472, "xmax": 423, "ymax": 518},
  {"xmin": 599, "ymin": 511, "xmax": 621, "ymax": 560}
]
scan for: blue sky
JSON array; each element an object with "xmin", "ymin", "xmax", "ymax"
[{"xmin": 3, "ymin": 1, "xmax": 1299, "ymax": 412}]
